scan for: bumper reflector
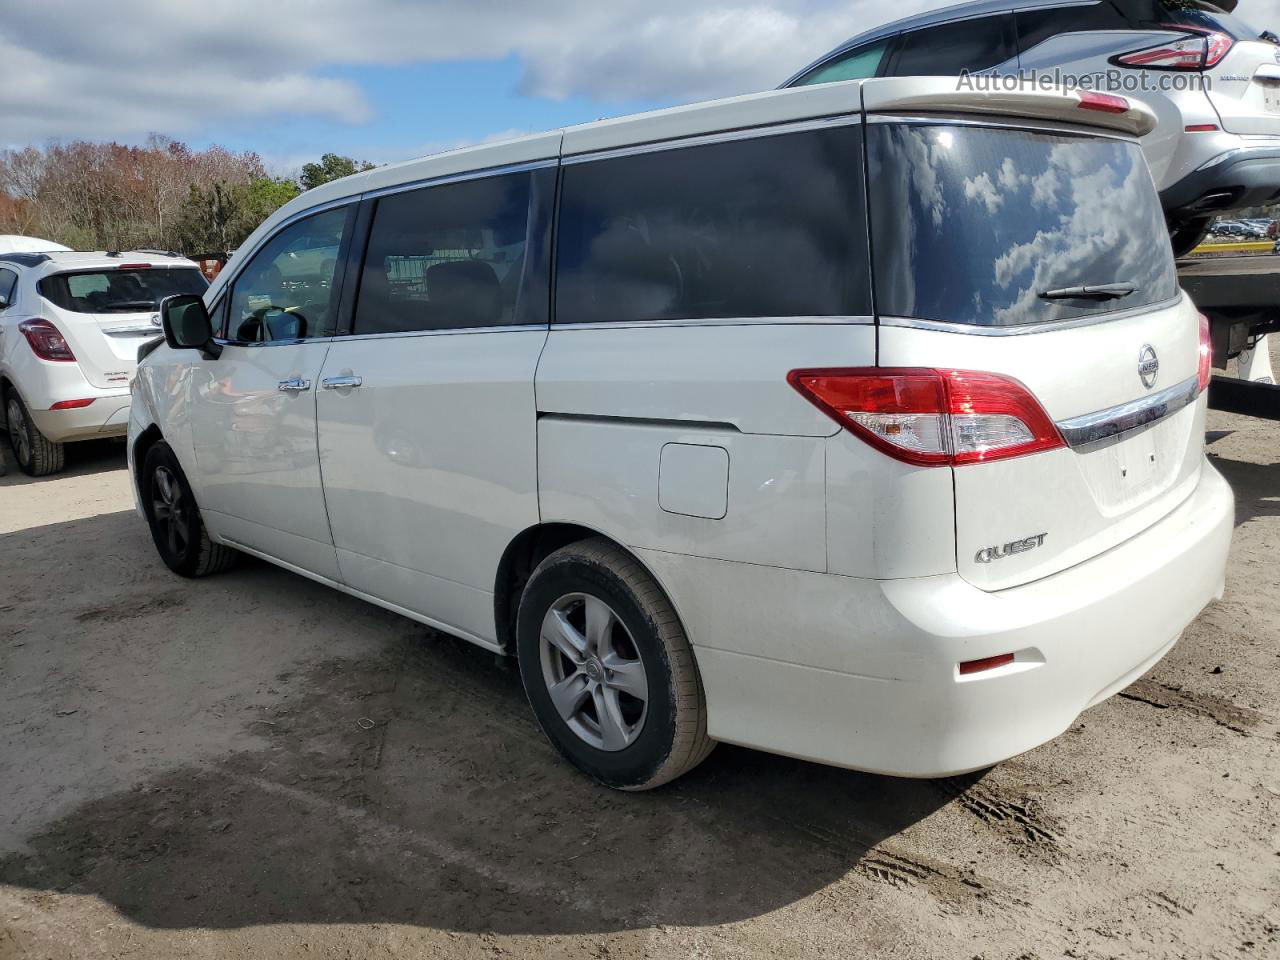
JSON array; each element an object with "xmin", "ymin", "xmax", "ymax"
[{"xmin": 959, "ymin": 653, "xmax": 1016, "ymax": 676}]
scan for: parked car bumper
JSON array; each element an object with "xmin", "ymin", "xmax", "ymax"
[
  {"xmin": 638, "ymin": 458, "xmax": 1233, "ymax": 778},
  {"xmin": 29, "ymin": 389, "xmax": 131, "ymax": 442},
  {"xmin": 1161, "ymin": 139, "xmax": 1280, "ymax": 218}
]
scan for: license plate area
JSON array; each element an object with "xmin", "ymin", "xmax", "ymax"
[{"xmin": 1258, "ymin": 77, "xmax": 1280, "ymax": 113}]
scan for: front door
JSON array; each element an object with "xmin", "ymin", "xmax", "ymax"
[
  {"xmin": 316, "ymin": 169, "xmax": 551, "ymax": 644},
  {"xmin": 189, "ymin": 205, "xmax": 353, "ymax": 581}
]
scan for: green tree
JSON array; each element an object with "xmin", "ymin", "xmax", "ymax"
[
  {"xmin": 175, "ymin": 175, "xmax": 300, "ymax": 252},
  {"xmin": 299, "ymin": 153, "xmax": 376, "ymax": 191}
]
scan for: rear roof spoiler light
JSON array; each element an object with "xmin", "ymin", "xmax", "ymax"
[
  {"xmin": 1077, "ymin": 91, "xmax": 1130, "ymax": 114},
  {"xmin": 860, "ymin": 78, "xmax": 1157, "ymax": 138}
]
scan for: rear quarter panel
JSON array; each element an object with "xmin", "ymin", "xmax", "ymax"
[{"xmin": 536, "ymin": 323, "xmax": 867, "ymax": 573}]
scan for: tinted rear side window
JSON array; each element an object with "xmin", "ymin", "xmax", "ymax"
[
  {"xmin": 355, "ymin": 171, "xmax": 540, "ymax": 335},
  {"xmin": 1016, "ymin": 3, "xmax": 1132, "ymax": 54},
  {"xmin": 890, "ymin": 14, "xmax": 1017, "ymax": 75},
  {"xmin": 867, "ymin": 123, "xmax": 1178, "ymax": 327},
  {"xmin": 40, "ymin": 268, "xmax": 208, "ymax": 314},
  {"xmin": 0, "ymin": 268, "xmax": 17, "ymax": 306},
  {"xmin": 555, "ymin": 125, "xmax": 871, "ymax": 325}
]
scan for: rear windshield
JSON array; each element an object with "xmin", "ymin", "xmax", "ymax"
[
  {"xmin": 39, "ymin": 268, "xmax": 208, "ymax": 314},
  {"xmin": 867, "ymin": 123, "xmax": 1179, "ymax": 327}
]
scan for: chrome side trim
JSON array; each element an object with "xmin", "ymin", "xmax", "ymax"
[
  {"xmin": 879, "ymin": 296, "xmax": 1183, "ymax": 337},
  {"xmin": 328, "ymin": 323, "xmax": 548, "ymax": 343},
  {"xmin": 551, "ymin": 315, "xmax": 875, "ymax": 330},
  {"xmin": 1057, "ymin": 374, "xmax": 1201, "ymax": 450},
  {"xmin": 866, "ymin": 112, "xmax": 1138, "ymax": 142},
  {"xmin": 215, "ymin": 323, "xmax": 550, "ymax": 349},
  {"xmin": 361, "ymin": 158, "xmax": 558, "ymax": 201},
  {"xmin": 563, "ymin": 114, "xmax": 864, "ymax": 164}
]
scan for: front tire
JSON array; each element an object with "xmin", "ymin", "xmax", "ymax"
[
  {"xmin": 142, "ymin": 441, "xmax": 237, "ymax": 577},
  {"xmin": 516, "ymin": 538, "xmax": 713, "ymax": 790},
  {"xmin": 4, "ymin": 390, "xmax": 65, "ymax": 477}
]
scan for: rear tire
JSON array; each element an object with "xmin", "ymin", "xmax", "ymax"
[
  {"xmin": 142, "ymin": 441, "xmax": 237, "ymax": 577},
  {"xmin": 4, "ymin": 390, "xmax": 64, "ymax": 477},
  {"xmin": 1168, "ymin": 216, "xmax": 1213, "ymax": 259},
  {"xmin": 516, "ymin": 538, "xmax": 714, "ymax": 790}
]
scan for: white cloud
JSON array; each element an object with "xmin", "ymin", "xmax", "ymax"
[
  {"xmin": 963, "ymin": 171, "xmax": 1002, "ymax": 213},
  {"xmin": 0, "ymin": 0, "xmax": 941, "ymax": 145}
]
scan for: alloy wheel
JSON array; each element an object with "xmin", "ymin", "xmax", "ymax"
[
  {"xmin": 539, "ymin": 593, "xmax": 649, "ymax": 751},
  {"xmin": 151, "ymin": 465, "xmax": 190, "ymax": 557}
]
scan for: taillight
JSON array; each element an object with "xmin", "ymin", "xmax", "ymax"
[
  {"xmin": 49, "ymin": 398, "xmax": 95, "ymax": 410},
  {"xmin": 1202, "ymin": 30, "xmax": 1234, "ymax": 67},
  {"xmin": 787, "ymin": 368, "xmax": 1065, "ymax": 467},
  {"xmin": 1197, "ymin": 311, "xmax": 1213, "ymax": 393},
  {"xmin": 18, "ymin": 319, "xmax": 76, "ymax": 362},
  {"xmin": 1113, "ymin": 30, "xmax": 1232, "ymax": 70}
]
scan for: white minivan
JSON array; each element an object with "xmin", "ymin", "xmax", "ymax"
[{"xmin": 129, "ymin": 78, "xmax": 1234, "ymax": 790}]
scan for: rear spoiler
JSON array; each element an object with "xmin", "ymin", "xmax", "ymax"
[{"xmin": 861, "ymin": 77, "xmax": 1158, "ymax": 138}]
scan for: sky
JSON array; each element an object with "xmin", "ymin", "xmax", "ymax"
[
  {"xmin": 0, "ymin": 0, "xmax": 937, "ymax": 173},
  {"xmin": 3, "ymin": 0, "xmax": 1280, "ymax": 176}
]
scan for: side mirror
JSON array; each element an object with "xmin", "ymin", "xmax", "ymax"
[{"xmin": 160, "ymin": 294, "xmax": 222, "ymax": 359}]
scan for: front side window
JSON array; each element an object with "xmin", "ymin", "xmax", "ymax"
[
  {"xmin": 354, "ymin": 171, "xmax": 533, "ymax": 335},
  {"xmin": 890, "ymin": 14, "xmax": 1017, "ymax": 75},
  {"xmin": 792, "ymin": 38, "xmax": 892, "ymax": 86},
  {"xmin": 226, "ymin": 206, "xmax": 349, "ymax": 343},
  {"xmin": 39, "ymin": 268, "xmax": 206, "ymax": 314},
  {"xmin": 867, "ymin": 123, "xmax": 1178, "ymax": 327},
  {"xmin": 555, "ymin": 125, "xmax": 871, "ymax": 325}
]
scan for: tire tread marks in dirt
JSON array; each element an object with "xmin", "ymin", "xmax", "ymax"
[{"xmin": 1117, "ymin": 677, "xmax": 1268, "ymax": 735}]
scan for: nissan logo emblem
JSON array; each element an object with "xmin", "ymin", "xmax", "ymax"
[{"xmin": 1138, "ymin": 344, "xmax": 1159, "ymax": 390}]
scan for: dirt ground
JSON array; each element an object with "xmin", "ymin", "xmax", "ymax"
[{"xmin": 1, "ymin": 367, "xmax": 1278, "ymax": 959}]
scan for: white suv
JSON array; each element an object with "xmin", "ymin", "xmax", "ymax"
[
  {"xmin": 783, "ymin": 0, "xmax": 1280, "ymax": 255},
  {"xmin": 0, "ymin": 250, "xmax": 207, "ymax": 475},
  {"xmin": 129, "ymin": 78, "xmax": 1234, "ymax": 790}
]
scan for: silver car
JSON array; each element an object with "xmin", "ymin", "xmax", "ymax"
[{"xmin": 782, "ymin": 0, "xmax": 1280, "ymax": 255}]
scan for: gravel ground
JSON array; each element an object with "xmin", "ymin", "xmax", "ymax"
[{"xmin": 0, "ymin": 359, "xmax": 1277, "ymax": 959}]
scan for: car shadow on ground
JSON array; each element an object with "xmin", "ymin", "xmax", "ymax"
[
  {"xmin": 1209, "ymin": 454, "xmax": 1280, "ymax": 527},
  {"xmin": 0, "ymin": 436, "xmax": 126, "ymax": 487},
  {"xmin": 0, "ymin": 566, "xmax": 976, "ymax": 936}
]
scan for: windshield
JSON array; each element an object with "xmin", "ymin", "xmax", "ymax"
[
  {"xmin": 866, "ymin": 123, "xmax": 1180, "ymax": 327},
  {"xmin": 39, "ymin": 268, "xmax": 208, "ymax": 315}
]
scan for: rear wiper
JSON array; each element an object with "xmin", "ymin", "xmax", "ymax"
[{"xmin": 1039, "ymin": 282, "xmax": 1136, "ymax": 302}]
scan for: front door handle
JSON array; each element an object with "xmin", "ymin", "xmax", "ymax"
[
  {"xmin": 321, "ymin": 375, "xmax": 363, "ymax": 390},
  {"xmin": 277, "ymin": 377, "xmax": 311, "ymax": 393}
]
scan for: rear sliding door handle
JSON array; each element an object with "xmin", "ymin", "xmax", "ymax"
[
  {"xmin": 277, "ymin": 377, "xmax": 311, "ymax": 392},
  {"xmin": 321, "ymin": 375, "xmax": 363, "ymax": 390}
]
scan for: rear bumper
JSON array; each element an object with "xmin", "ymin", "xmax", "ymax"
[
  {"xmin": 29, "ymin": 392, "xmax": 131, "ymax": 442},
  {"xmin": 1160, "ymin": 141, "xmax": 1280, "ymax": 218},
  {"xmin": 639, "ymin": 458, "xmax": 1234, "ymax": 777}
]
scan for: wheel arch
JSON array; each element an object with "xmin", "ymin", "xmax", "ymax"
[
  {"xmin": 131, "ymin": 423, "xmax": 165, "ymax": 505},
  {"xmin": 493, "ymin": 522, "xmax": 689, "ymax": 657}
]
